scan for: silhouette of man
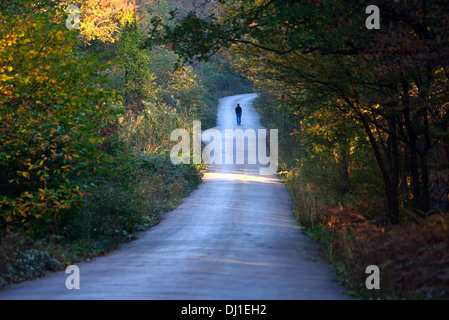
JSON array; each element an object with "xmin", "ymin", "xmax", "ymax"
[{"xmin": 235, "ymin": 104, "xmax": 242, "ymax": 125}]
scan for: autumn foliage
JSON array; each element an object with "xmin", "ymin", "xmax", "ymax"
[
  {"xmin": 225, "ymin": 0, "xmax": 449, "ymax": 296},
  {"xmin": 331, "ymin": 207, "xmax": 449, "ymax": 299},
  {"xmin": 0, "ymin": 1, "xmax": 117, "ymax": 235},
  {"xmin": 0, "ymin": 0, "xmax": 224, "ymax": 286}
]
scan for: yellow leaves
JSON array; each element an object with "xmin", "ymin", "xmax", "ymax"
[
  {"xmin": 22, "ymin": 191, "xmax": 32, "ymax": 199},
  {"xmin": 0, "ymin": 5, "xmax": 120, "ymax": 233},
  {"xmin": 21, "ymin": 171, "xmax": 31, "ymax": 179}
]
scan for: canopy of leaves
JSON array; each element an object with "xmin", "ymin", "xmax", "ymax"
[{"xmin": 146, "ymin": 0, "xmax": 449, "ymax": 223}]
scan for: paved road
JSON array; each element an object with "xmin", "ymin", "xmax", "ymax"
[{"xmin": 0, "ymin": 93, "xmax": 349, "ymax": 300}]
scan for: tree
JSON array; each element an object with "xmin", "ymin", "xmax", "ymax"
[
  {"xmin": 145, "ymin": 0, "xmax": 449, "ymax": 223},
  {"xmin": 0, "ymin": 0, "xmax": 116, "ymax": 234},
  {"xmin": 60, "ymin": 0, "xmax": 134, "ymax": 44},
  {"xmin": 117, "ymin": 12, "xmax": 153, "ymax": 114}
]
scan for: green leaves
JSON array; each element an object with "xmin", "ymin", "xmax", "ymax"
[
  {"xmin": 0, "ymin": 1, "xmax": 116, "ymax": 234},
  {"xmin": 175, "ymin": 0, "xmax": 449, "ymax": 221},
  {"xmin": 117, "ymin": 13, "xmax": 152, "ymax": 114}
]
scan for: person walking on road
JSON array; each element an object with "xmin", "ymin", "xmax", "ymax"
[{"xmin": 235, "ymin": 104, "xmax": 242, "ymax": 125}]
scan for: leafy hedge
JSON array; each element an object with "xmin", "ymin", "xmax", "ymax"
[
  {"xmin": 0, "ymin": 2, "xmax": 117, "ymax": 235},
  {"xmin": 0, "ymin": 1, "xmax": 205, "ymax": 286}
]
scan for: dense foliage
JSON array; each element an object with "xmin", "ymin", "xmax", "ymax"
[
  {"xmin": 148, "ymin": 0, "xmax": 449, "ymax": 223},
  {"xmin": 4, "ymin": 0, "xmax": 447, "ymax": 299},
  {"xmin": 1, "ymin": 0, "xmax": 248, "ymax": 286},
  {"xmin": 147, "ymin": 0, "xmax": 449, "ymax": 298},
  {"xmin": 0, "ymin": 1, "xmax": 116, "ymax": 235}
]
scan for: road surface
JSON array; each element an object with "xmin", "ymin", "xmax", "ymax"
[{"xmin": 0, "ymin": 93, "xmax": 349, "ymax": 300}]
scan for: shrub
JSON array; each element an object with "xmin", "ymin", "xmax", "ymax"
[
  {"xmin": 333, "ymin": 214, "xmax": 449, "ymax": 299},
  {"xmin": 0, "ymin": 233, "xmax": 61, "ymax": 286},
  {"xmin": 0, "ymin": 1, "xmax": 116, "ymax": 236}
]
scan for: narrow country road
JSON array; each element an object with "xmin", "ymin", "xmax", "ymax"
[{"xmin": 0, "ymin": 94, "xmax": 349, "ymax": 300}]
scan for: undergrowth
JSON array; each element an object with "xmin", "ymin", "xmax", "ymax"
[
  {"xmin": 256, "ymin": 91, "xmax": 449, "ymax": 300},
  {"xmin": 0, "ymin": 152, "xmax": 204, "ymax": 287},
  {"xmin": 282, "ymin": 169, "xmax": 449, "ymax": 300}
]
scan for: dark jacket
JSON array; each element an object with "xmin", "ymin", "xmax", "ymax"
[{"xmin": 235, "ymin": 106, "xmax": 242, "ymax": 115}]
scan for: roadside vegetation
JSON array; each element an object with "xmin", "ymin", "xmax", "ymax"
[
  {"xmin": 256, "ymin": 93, "xmax": 449, "ymax": 300},
  {"xmin": 4, "ymin": 0, "xmax": 448, "ymax": 300},
  {"xmin": 147, "ymin": 0, "xmax": 449, "ymax": 299},
  {"xmin": 0, "ymin": 0, "xmax": 250, "ymax": 286}
]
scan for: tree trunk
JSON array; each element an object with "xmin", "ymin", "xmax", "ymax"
[
  {"xmin": 420, "ymin": 106, "xmax": 431, "ymax": 212},
  {"xmin": 402, "ymin": 79, "xmax": 423, "ymax": 211},
  {"xmin": 354, "ymin": 101, "xmax": 400, "ymax": 224},
  {"xmin": 388, "ymin": 116, "xmax": 401, "ymax": 224}
]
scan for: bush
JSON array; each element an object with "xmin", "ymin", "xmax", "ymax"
[
  {"xmin": 280, "ymin": 150, "xmax": 449, "ymax": 299},
  {"xmin": 289, "ymin": 192, "xmax": 449, "ymax": 299},
  {"xmin": 0, "ymin": 233, "xmax": 62, "ymax": 286},
  {"xmin": 70, "ymin": 153, "xmax": 204, "ymax": 245},
  {"xmin": 0, "ymin": 151, "xmax": 204, "ymax": 286},
  {"xmin": 0, "ymin": 1, "xmax": 116, "ymax": 236},
  {"xmin": 333, "ymin": 214, "xmax": 449, "ymax": 299},
  {"xmin": 0, "ymin": 1, "xmax": 205, "ymax": 286}
]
